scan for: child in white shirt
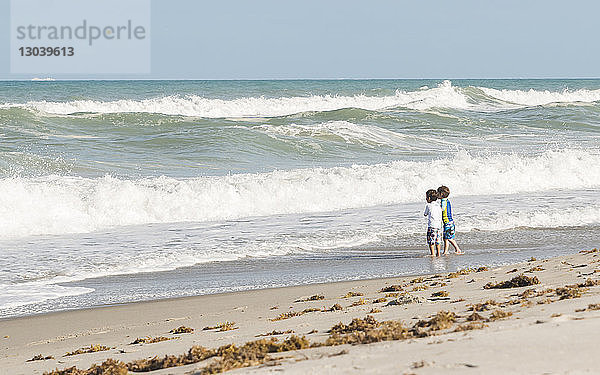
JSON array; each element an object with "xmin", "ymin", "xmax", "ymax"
[{"xmin": 423, "ymin": 189, "xmax": 442, "ymax": 257}]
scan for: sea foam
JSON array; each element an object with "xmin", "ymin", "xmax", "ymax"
[{"xmin": 0, "ymin": 149, "xmax": 598, "ymax": 239}]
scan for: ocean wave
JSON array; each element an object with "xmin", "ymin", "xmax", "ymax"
[
  {"xmin": 5, "ymin": 81, "xmax": 472, "ymax": 117},
  {"xmin": 479, "ymin": 86, "xmax": 600, "ymax": 106},
  {"xmin": 0, "ymin": 149, "xmax": 598, "ymax": 239},
  {"xmin": 3, "ymin": 81, "xmax": 600, "ymax": 118}
]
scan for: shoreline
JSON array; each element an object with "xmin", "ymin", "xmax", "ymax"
[{"xmin": 1, "ymin": 249, "xmax": 598, "ymax": 374}]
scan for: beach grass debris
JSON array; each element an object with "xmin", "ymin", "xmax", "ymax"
[
  {"xmin": 556, "ymin": 287, "xmax": 583, "ymax": 300},
  {"xmin": 380, "ymin": 285, "xmax": 403, "ymax": 293},
  {"xmin": 295, "ymin": 294, "xmax": 324, "ymax": 302},
  {"xmin": 130, "ymin": 336, "xmax": 178, "ymax": 345},
  {"xmin": 431, "ymin": 291, "xmax": 449, "ymax": 298},
  {"xmin": 27, "ymin": 354, "xmax": 54, "ymax": 362},
  {"xmin": 372, "ymin": 297, "xmax": 387, "ymax": 304},
  {"xmin": 484, "ymin": 274, "xmax": 540, "ymax": 289},
  {"xmin": 350, "ymin": 298, "xmax": 367, "ymax": 307},
  {"xmin": 527, "ymin": 266, "xmax": 544, "ymax": 272},
  {"xmin": 270, "ymin": 312, "xmax": 302, "ymax": 321},
  {"xmin": 256, "ymin": 330, "xmax": 294, "ymax": 337},
  {"xmin": 414, "ymin": 311, "xmax": 457, "ymax": 331},
  {"xmin": 324, "ymin": 303, "xmax": 343, "ymax": 312},
  {"xmin": 466, "ymin": 312, "xmax": 485, "ymax": 321},
  {"xmin": 386, "ymin": 294, "xmax": 423, "ymax": 306},
  {"xmin": 342, "ymin": 291, "xmax": 364, "ymax": 298},
  {"xmin": 203, "ymin": 322, "xmax": 238, "ymax": 332},
  {"xmin": 170, "ymin": 326, "xmax": 194, "ymax": 334},
  {"xmin": 469, "ymin": 300, "xmax": 498, "ymax": 312},
  {"xmin": 488, "ymin": 309, "xmax": 513, "ymax": 321},
  {"xmin": 127, "ymin": 345, "xmax": 216, "ymax": 372},
  {"xmin": 454, "ymin": 321, "xmax": 487, "ymax": 332},
  {"xmin": 45, "ymin": 359, "xmax": 129, "ymax": 375},
  {"xmin": 301, "ymin": 307, "xmax": 321, "ymax": 314},
  {"xmin": 64, "ymin": 345, "xmax": 111, "ymax": 357}
]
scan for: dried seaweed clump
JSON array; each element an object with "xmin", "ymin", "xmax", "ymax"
[
  {"xmin": 170, "ymin": 326, "xmax": 194, "ymax": 334},
  {"xmin": 385, "ymin": 292, "xmax": 401, "ymax": 298},
  {"xmin": 586, "ymin": 304, "xmax": 600, "ymax": 311},
  {"xmin": 296, "ymin": 294, "xmax": 324, "ymax": 302},
  {"xmin": 329, "ymin": 315, "xmax": 380, "ymax": 334},
  {"xmin": 372, "ymin": 297, "xmax": 387, "ymax": 304},
  {"xmin": 203, "ymin": 322, "xmax": 238, "ymax": 332},
  {"xmin": 45, "ymin": 359, "xmax": 128, "ymax": 375},
  {"xmin": 454, "ymin": 321, "xmax": 487, "ymax": 332},
  {"xmin": 414, "ymin": 311, "xmax": 457, "ymax": 332},
  {"xmin": 431, "ymin": 291, "xmax": 449, "ymax": 298},
  {"xmin": 386, "ymin": 294, "xmax": 423, "ymax": 306},
  {"xmin": 270, "ymin": 311, "xmax": 301, "ymax": 321},
  {"xmin": 476, "ymin": 267, "xmax": 489, "ymax": 272},
  {"xmin": 484, "ymin": 274, "xmax": 540, "ymax": 289},
  {"xmin": 527, "ymin": 266, "xmax": 544, "ymax": 272},
  {"xmin": 27, "ymin": 354, "xmax": 54, "ymax": 362},
  {"xmin": 466, "ymin": 312, "xmax": 485, "ymax": 321},
  {"xmin": 256, "ymin": 330, "xmax": 294, "ymax": 337},
  {"xmin": 350, "ymin": 298, "xmax": 367, "ymax": 307},
  {"xmin": 325, "ymin": 318, "xmax": 411, "ymax": 346},
  {"xmin": 488, "ymin": 309, "xmax": 513, "ymax": 321},
  {"xmin": 128, "ymin": 345, "xmax": 215, "ymax": 372},
  {"xmin": 342, "ymin": 291, "xmax": 364, "ymax": 298},
  {"xmin": 577, "ymin": 278, "xmax": 600, "ymax": 287},
  {"xmin": 324, "ymin": 303, "xmax": 343, "ymax": 312},
  {"xmin": 200, "ymin": 336, "xmax": 310, "ymax": 375},
  {"xmin": 410, "ymin": 277, "xmax": 425, "ymax": 284},
  {"xmin": 130, "ymin": 336, "xmax": 178, "ymax": 345},
  {"xmin": 580, "ymin": 248, "xmax": 599, "ymax": 254},
  {"xmin": 469, "ymin": 300, "xmax": 497, "ymax": 312},
  {"xmin": 556, "ymin": 287, "xmax": 583, "ymax": 300},
  {"xmin": 447, "ymin": 269, "xmax": 471, "ymax": 278},
  {"xmin": 64, "ymin": 345, "xmax": 111, "ymax": 357},
  {"xmin": 380, "ymin": 285, "xmax": 403, "ymax": 293},
  {"xmin": 369, "ymin": 308, "xmax": 382, "ymax": 314},
  {"xmin": 411, "ymin": 285, "xmax": 429, "ymax": 291}
]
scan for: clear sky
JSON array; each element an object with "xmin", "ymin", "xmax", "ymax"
[{"xmin": 1, "ymin": 0, "xmax": 599, "ymax": 79}]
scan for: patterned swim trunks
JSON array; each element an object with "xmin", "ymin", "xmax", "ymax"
[
  {"xmin": 427, "ymin": 227, "xmax": 442, "ymax": 245},
  {"xmin": 443, "ymin": 221, "xmax": 456, "ymax": 240}
]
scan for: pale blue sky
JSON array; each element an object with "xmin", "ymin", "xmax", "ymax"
[{"xmin": 1, "ymin": 0, "xmax": 599, "ymax": 79}]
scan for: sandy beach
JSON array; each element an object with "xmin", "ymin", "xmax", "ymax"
[{"xmin": 0, "ymin": 249, "xmax": 598, "ymax": 374}]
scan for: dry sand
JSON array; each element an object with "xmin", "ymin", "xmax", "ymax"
[{"xmin": 1, "ymin": 249, "xmax": 599, "ymax": 374}]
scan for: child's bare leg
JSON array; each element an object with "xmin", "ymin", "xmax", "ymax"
[
  {"xmin": 428, "ymin": 244, "xmax": 436, "ymax": 256},
  {"xmin": 449, "ymin": 239, "xmax": 464, "ymax": 254},
  {"xmin": 435, "ymin": 243, "xmax": 441, "ymax": 257},
  {"xmin": 443, "ymin": 239, "xmax": 449, "ymax": 255}
]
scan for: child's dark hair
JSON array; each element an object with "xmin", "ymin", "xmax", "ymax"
[
  {"xmin": 437, "ymin": 185, "xmax": 450, "ymax": 198},
  {"xmin": 426, "ymin": 189, "xmax": 438, "ymax": 202}
]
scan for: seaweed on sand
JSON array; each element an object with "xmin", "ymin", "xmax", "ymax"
[
  {"xmin": 27, "ymin": 354, "xmax": 54, "ymax": 362},
  {"xmin": 64, "ymin": 345, "xmax": 111, "ymax": 357},
  {"xmin": 454, "ymin": 321, "xmax": 487, "ymax": 332},
  {"xmin": 484, "ymin": 274, "xmax": 540, "ymax": 289},
  {"xmin": 170, "ymin": 326, "xmax": 194, "ymax": 334},
  {"xmin": 295, "ymin": 294, "xmax": 324, "ymax": 302},
  {"xmin": 413, "ymin": 311, "xmax": 457, "ymax": 331},
  {"xmin": 372, "ymin": 298, "xmax": 387, "ymax": 304},
  {"xmin": 342, "ymin": 291, "xmax": 364, "ymax": 298},
  {"xmin": 350, "ymin": 298, "xmax": 367, "ymax": 307},
  {"xmin": 488, "ymin": 309, "xmax": 512, "ymax": 321},
  {"xmin": 380, "ymin": 285, "xmax": 403, "ymax": 293},
  {"xmin": 130, "ymin": 336, "xmax": 178, "ymax": 345},
  {"xmin": 556, "ymin": 287, "xmax": 583, "ymax": 300},
  {"xmin": 127, "ymin": 345, "xmax": 216, "ymax": 372},
  {"xmin": 466, "ymin": 312, "xmax": 484, "ymax": 321},
  {"xmin": 431, "ymin": 291, "xmax": 449, "ymax": 298},
  {"xmin": 323, "ymin": 303, "xmax": 343, "ymax": 312},
  {"xmin": 468, "ymin": 300, "xmax": 498, "ymax": 312},
  {"xmin": 256, "ymin": 330, "xmax": 294, "ymax": 337},
  {"xmin": 45, "ymin": 359, "xmax": 128, "ymax": 375}
]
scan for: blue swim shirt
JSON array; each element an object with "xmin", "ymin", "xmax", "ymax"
[{"xmin": 440, "ymin": 198, "xmax": 453, "ymax": 224}]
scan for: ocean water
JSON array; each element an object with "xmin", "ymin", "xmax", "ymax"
[{"xmin": 0, "ymin": 79, "xmax": 599, "ymax": 318}]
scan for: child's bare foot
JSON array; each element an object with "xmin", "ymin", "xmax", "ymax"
[{"xmin": 455, "ymin": 250, "xmax": 464, "ymax": 255}]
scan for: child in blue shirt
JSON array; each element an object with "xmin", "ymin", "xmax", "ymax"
[{"xmin": 437, "ymin": 185, "xmax": 464, "ymax": 255}]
